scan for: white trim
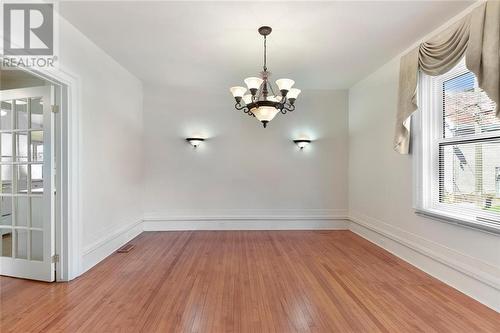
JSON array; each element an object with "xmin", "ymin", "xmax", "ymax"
[
  {"xmin": 349, "ymin": 210, "xmax": 500, "ymax": 312},
  {"xmin": 143, "ymin": 210, "xmax": 349, "ymax": 231},
  {"xmin": 81, "ymin": 220, "xmax": 143, "ymax": 274},
  {"xmin": 27, "ymin": 67, "xmax": 82, "ymax": 281},
  {"xmin": 0, "ymin": 60, "xmax": 83, "ymax": 281},
  {"xmin": 414, "ymin": 59, "xmax": 500, "ymax": 233},
  {"xmin": 416, "ymin": 208, "xmax": 500, "ymax": 235},
  {"xmin": 144, "ymin": 219, "xmax": 348, "ymax": 231}
]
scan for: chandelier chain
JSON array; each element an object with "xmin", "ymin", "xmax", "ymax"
[{"xmin": 263, "ymin": 36, "xmax": 267, "ymax": 72}]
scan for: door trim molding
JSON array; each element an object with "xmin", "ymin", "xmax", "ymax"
[{"xmin": 8, "ymin": 63, "xmax": 83, "ymax": 281}]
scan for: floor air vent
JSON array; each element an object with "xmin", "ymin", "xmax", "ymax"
[{"xmin": 117, "ymin": 244, "xmax": 135, "ymax": 253}]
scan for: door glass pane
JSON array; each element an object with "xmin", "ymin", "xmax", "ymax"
[
  {"xmin": 31, "ymin": 165, "xmax": 43, "ymax": 193},
  {"xmin": 1, "ymin": 164, "xmax": 12, "ymax": 194},
  {"xmin": 16, "ymin": 164, "xmax": 28, "ymax": 194},
  {"xmin": 15, "ymin": 229, "xmax": 28, "ymax": 259},
  {"xmin": 15, "ymin": 99, "xmax": 29, "ymax": 130},
  {"xmin": 31, "ymin": 197, "xmax": 43, "ymax": 228},
  {"xmin": 30, "ymin": 98, "xmax": 44, "ymax": 130},
  {"xmin": 31, "ymin": 230, "xmax": 43, "ymax": 261},
  {"xmin": 0, "ymin": 101, "xmax": 13, "ymax": 131},
  {"xmin": 15, "ymin": 132, "xmax": 28, "ymax": 162},
  {"xmin": 0, "ymin": 228, "xmax": 12, "ymax": 257},
  {"xmin": 31, "ymin": 131, "xmax": 44, "ymax": 162},
  {"xmin": 1, "ymin": 133, "xmax": 13, "ymax": 162},
  {"xmin": 0, "ymin": 196, "xmax": 12, "ymax": 226},
  {"xmin": 15, "ymin": 196, "xmax": 29, "ymax": 227}
]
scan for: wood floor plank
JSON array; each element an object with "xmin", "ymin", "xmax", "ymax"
[{"xmin": 1, "ymin": 231, "xmax": 499, "ymax": 332}]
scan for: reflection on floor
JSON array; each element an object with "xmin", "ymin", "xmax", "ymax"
[{"xmin": 1, "ymin": 231, "xmax": 499, "ymax": 332}]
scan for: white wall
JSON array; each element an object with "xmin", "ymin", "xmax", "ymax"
[
  {"xmin": 142, "ymin": 85, "xmax": 348, "ymax": 223},
  {"xmin": 348, "ymin": 57, "xmax": 500, "ymax": 311},
  {"xmin": 58, "ymin": 18, "xmax": 144, "ymax": 272}
]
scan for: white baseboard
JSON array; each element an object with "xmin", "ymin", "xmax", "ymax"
[
  {"xmin": 81, "ymin": 220, "xmax": 143, "ymax": 274},
  {"xmin": 349, "ymin": 211, "xmax": 500, "ymax": 312},
  {"xmin": 142, "ymin": 209, "xmax": 349, "ymax": 231},
  {"xmin": 144, "ymin": 218, "xmax": 349, "ymax": 231}
]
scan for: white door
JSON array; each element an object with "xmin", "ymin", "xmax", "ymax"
[{"xmin": 0, "ymin": 86, "xmax": 55, "ymax": 282}]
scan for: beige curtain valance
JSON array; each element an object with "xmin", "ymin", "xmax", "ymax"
[{"xmin": 394, "ymin": 1, "xmax": 499, "ymax": 154}]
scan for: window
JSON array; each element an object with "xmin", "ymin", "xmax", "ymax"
[
  {"xmin": 415, "ymin": 58, "xmax": 500, "ymax": 232},
  {"xmin": 496, "ymin": 167, "xmax": 500, "ymax": 198}
]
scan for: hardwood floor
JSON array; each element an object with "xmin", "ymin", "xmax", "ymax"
[{"xmin": 1, "ymin": 231, "xmax": 499, "ymax": 332}]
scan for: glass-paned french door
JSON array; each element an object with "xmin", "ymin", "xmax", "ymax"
[{"xmin": 0, "ymin": 86, "xmax": 55, "ymax": 282}]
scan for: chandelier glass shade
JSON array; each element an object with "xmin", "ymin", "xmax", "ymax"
[{"xmin": 230, "ymin": 26, "xmax": 301, "ymax": 128}]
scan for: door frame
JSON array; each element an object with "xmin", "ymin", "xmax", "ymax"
[{"xmin": 1, "ymin": 61, "xmax": 82, "ymax": 281}]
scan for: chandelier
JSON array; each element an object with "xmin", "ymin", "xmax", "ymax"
[{"xmin": 229, "ymin": 26, "xmax": 301, "ymax": 128}]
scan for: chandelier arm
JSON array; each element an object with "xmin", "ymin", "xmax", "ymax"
[
  {"xmin": 235, "ymin": 102, "xmax": 254, "ymax": 116},
  {"xmin": 243, "ymin": 108, "xmax": 255, "ymax": 117},
  {"xmin": 281, "ymin": 104, "xmax": 296, "ymax": 114},
  {"xmin": 235, "ymin": 102, "xmax": 248, "ymax": 111}
]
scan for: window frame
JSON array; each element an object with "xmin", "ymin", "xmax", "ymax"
[{"xmin": 413, "ymin": 60, "xmax": 500, "ymax": 234}]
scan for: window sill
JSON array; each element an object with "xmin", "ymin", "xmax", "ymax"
[{"xmin": 415, "ymin": 208, "xmax": 500, "ymax": 235}]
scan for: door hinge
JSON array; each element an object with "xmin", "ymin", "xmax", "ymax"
[
  {"xmin": 52, "ymin": 254, "xmax": 60, "ymax": 263},
  {"xmin": 51, "ymin": 105, "xmax": 59, "ymax": 113}
]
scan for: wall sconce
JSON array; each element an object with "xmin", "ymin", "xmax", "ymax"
[
  {"xmin": 293, "ymin": 139, "xmax": 311, "ymax": 150},
  {"xmin": 186, "ymin": 137, "xmax": 205, "ymax": 148}
]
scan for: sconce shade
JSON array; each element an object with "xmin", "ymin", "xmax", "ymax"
[
  {"xmin": 186, "ymin": 137, "xmax": 205, "ymax": 148},
  {"xmin": 293, "ymin": 139, "xmax": 311, "ymax": 149}
]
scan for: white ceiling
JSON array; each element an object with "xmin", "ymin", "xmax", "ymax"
[{"xmin": 59, "ymin": 1, "xmax": 473, "ymax": 90}]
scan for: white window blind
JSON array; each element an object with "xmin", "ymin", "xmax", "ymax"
[{"xmin": 417, "ymin": 58, "xmax": 500, "ymax": 232}]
